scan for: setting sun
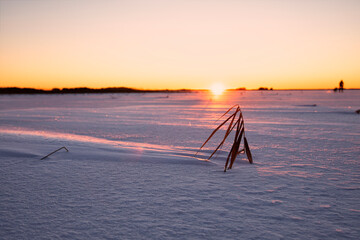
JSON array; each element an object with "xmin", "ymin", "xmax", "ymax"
[{"xmin": 210, "ymin": 83, "xmax": 226, "ymax": 96}]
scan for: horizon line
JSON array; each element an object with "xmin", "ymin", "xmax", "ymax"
[{"xmin": 1, "ymin": 86, "xmax": 359, "ymax": 93}]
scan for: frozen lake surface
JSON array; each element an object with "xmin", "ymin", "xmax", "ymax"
[{"xmin": 0, "ymin": 90, "xmax": 359, "ymax": 239}]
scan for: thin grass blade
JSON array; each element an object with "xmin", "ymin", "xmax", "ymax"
[
  {"xmin": 224, "ymin": 115, "xmax": 240, "ymax": 170},
  {"xmin": 244, "ymin": 137, "xmax": 253, "ymax": 164},
  {"xmin": 194, "ymin": 114, "xmax": 235, "ymax": 159},
  {"xmin": 207, "ymin": 114, "xmax": 238, "ymax": 160},
  {"xmin": 227, "ymin": 118, "xmax": 241, "ymax": 169},
  {"xmin": 198, "ymin": 112, "xmax": 235, "ymax": 151},
  {"xmin": 41, "ymin": 146, "xmax": 69, "ymax": 160},
  {"xmin": 224, "ymin": 143, "xmax": 235, "ymax": 172},
  {"xmin": 215, "ymin": 105, "xmax": 238, "ymax": 122},
  {"xmin": 228, "ymin": 126, "xmax": 244, "ymax": 169}
]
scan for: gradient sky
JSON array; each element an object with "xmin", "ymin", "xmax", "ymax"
[{"xmin": 1, "ymin": 0, "xmax": 359, "ymax": 90}]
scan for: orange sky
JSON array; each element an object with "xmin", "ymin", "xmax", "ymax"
[{"xmin": 0, "ymin": 0, "xmax": 359, "ymax": 90}]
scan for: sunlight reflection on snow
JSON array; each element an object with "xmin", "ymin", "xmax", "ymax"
[{"xmin": 0, "ymin": 128, "xmax": 173, "ymax": 153}]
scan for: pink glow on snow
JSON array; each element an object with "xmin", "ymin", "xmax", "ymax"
[{"xmin": 0, "ymin": 128, "xmax": 174, "ymax": 153}]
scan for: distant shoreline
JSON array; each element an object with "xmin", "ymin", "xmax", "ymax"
[
  {"xmin": 0, "ymin": 87, "xmax": 359, "ymax": 94},
  {"xmin": 0, "ymin": 87, "xmax": 197, "ymax": 95}
]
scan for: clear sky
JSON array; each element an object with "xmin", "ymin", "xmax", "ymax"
[{"xmin": 0, "ymin": 0, "xmax": 359, "ymax": 90}]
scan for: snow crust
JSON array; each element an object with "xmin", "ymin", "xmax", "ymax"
[{"xmin": 0, "ymin": 90, "xmax": 359, "ymax": 239}]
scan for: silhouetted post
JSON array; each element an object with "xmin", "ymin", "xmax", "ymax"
[{"xmin": 339, "ymin": 80, "xmax": 344, "ymax": 92}]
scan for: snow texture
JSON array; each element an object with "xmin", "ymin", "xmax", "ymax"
[{"xmin": 0, "ymin": 90, "xmax": 359, "ymax": 239}]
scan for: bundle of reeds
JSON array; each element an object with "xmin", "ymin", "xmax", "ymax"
[{"xmin": 197, "ymin": 105, "xmax": 253, "ymax": 172}]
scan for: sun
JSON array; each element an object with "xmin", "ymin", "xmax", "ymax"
[{"xmin": 210, "ymin": 83, "xmax": 226, "ymax": 96}]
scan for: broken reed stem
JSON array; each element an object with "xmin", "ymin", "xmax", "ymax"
[
  {"xmin": 41, "ymin": 146, "xmax": 69, "ymax": 160},
  {"xmin": 196, "ymin": 104, "xmax": 253, "ymax": 172}
]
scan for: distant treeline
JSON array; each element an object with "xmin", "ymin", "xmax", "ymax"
[{"xmin": 0, "ymin": 87, "xmax": 194, "ymax": 94}]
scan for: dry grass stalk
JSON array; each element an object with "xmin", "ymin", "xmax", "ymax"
[
  {"xmin": 41, "ymin": 146, "xmax": 69, "ymax": 160},
  {"xmin": 196, "ymin": 105, "xmax": 253, "ymax": 172}
]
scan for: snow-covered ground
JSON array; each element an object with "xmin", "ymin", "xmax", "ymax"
[{"xmin": 0, "ymin": 90, "xmax": 359, "ymax": 239}]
